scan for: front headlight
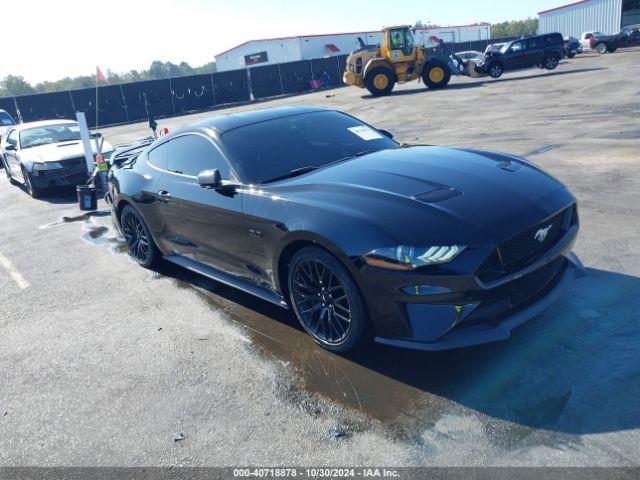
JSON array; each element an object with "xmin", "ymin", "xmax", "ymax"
[
  {"xmin": 364, "ymin": 245, "xmax": 465, "ymax": 271},
  {"xmin": 33, "ymin": 162, "xmax": 63, "ymax": 171}
]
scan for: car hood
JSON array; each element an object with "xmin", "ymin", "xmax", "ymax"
[
  {"xmin": 268, "ymin": 146, "xmax": 573, "ymax": 246},
  {"xmin": 19, "ymin": 139, "xmax": 113, "ymax": 163}
]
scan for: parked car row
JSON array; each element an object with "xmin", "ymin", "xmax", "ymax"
[
  {"xmin": 580, "ymin": 25, "xmax": 640, "ymax": 54},
  {"xmin": 1, "ymin": 119, "xmax": 113, "ymax": 198}
]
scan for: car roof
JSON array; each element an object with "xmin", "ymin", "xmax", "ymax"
[
  {"xmin": 190, "ymin": 106, "xmax": 327, "ymax": 134},
  {"xmin": 11, "ymin": 119, "xmax": 77, "ymax": 131}
]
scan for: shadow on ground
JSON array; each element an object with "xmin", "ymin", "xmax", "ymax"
[
  {"xmin": 10, "ymin": 183, "xmax": 78, "ymax": 205},
  {"xmin": 154, "ymin": 262, "xmax": 640, "ymax": 440},
  {"xmin": 361, "ymin": 67, "xmax": 608, "ymax": 99}
]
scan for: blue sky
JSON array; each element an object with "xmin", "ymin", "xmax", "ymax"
[{"xmin": 4, "ymin": 0, "xmax": 566, "ymax": 83}]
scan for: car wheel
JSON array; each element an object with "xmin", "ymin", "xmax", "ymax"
[
  {"xmin": 120, "ymin": 205, "xmax": 160, "ymax": 268},
  {"xmin": 488, "ymin": 62, "xmax": 504, "ymax": 79},
  {"xmin": 288, "ymin": 246, "xmax": 370, "ymax": 353},
  {"xmin": 567, "ymin": 51, "xmax": 576, "ymax": 58},
  {"xmin": 543, "ymin": 54, "xmax": 559, "ymax": 70},
  {"xmin": 596, "ymin": 43, "xmax": 607, "ymax": 54},
  {"xmin": 21, "ymin": 166, "xmax": 43, "ymax": 198},
  {"xmin": 365, "ymin": 67, "xmax": 395, "ymax": 96},
  {"xmin": 422, "ymin": 60, "xmax": 451, "ymax": 89}
]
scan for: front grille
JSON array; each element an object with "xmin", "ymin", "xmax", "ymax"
[
  {"xmin": 60, "ymin": 156, "xmax": 88, "ymax": 170},
  {"xmin": 477, "ymin": 206, "xmax": 574, "ymax": 283}
]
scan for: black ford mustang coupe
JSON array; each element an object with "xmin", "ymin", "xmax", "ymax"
[{"xmin": 107, "ymin": 106, "xmax": 584, "ymax": 353}]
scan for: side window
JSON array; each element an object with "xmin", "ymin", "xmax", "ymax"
[
  {"xmin": 528, "ymin": 37, "xmax": 540, "ymax": 49},
  {"xmin": 510, "ymin": 41, "xmax": 525, "ymax": 52},
  {"xmin": 6, "ymin": 129, "xmax": 18, "ymax": 147},
  {"xmin": 389, "ymin": 29, "xmax": 405, "ymax": 49},
  {"xmin": 147, "ymin": 143, "xmax": 168, "ymax": 170},
  {"xmin": 167, "ymin": 135, "xmax": 230, "ymax": 178},
  {"xmin": 585, "ymin": 33, "xmax": 592, "ymax": 39}
]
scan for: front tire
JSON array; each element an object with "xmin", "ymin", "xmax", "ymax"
[
  {"xmin": 365, "ymin": 67, "xmax": 395, "ymax": 96},
  {"xmin": 288, "ymin": 246, "xmax": 369, "ymax": 353},
  {"xmin": 422, "ymin": 61, "xmax": 451, "ymax": 89},
  {"xmin": 487, "ymin": 61, "xmax": 504, "ymax": 78},
  {"xmin": 120, "ymin": 205, "xmax": 160, "ymax": 268},
  {"xmin": 21, "ymin": 166, "xmax": 43, "ymax": 198},
  {"xmin": 596, "ymin": 43, "xmax": 607, "ymax": 54}
]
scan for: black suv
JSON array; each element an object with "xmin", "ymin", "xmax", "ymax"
[{"xmin": 478, "ymin": 33, "xmax": 565, "ymax": 79}]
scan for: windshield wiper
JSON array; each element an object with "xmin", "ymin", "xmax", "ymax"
[
  {"xmin": 332, "ymin": 150, "xmax": 376, "ymax": 164},
  {"xmin": 261, "ymin": 165, "xmax": 319, "ymax": 184}
]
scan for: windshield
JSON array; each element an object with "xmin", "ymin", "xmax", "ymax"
[
  {"xmin": 222, "ymin": 111, "xmax": 398, "ymax": 184},
  {"xmin": 20, "ymin": 124, "xmax": 81, "ymax": 149},
  {"xmin": 0, "ymin": 111, "xmax": 15, "ymax": 126},
  {"xmin": 499, "ymin": 43, "xmax": 511, "ymax": 53}
]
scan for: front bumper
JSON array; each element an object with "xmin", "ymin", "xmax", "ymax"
[
  {"xmin": 31, "ymin": 167, "xmax": 89, "ymax": 189},
  {"xmin": 357, "ymin": 219, "xmax": 584, "ymax": 351},
  {"xmin": 373, "ymin": 252, "xmax": 585, "ymax": 351}
]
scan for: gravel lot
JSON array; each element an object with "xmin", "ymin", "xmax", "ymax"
[{"xmin": 1, "ymin": 48, "xmax": 639, "ymax": 466}]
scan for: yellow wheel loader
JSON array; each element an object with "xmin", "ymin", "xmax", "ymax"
[{"xmin": 343, "ymin": 25, "xmax": 481, "ymax": 96}]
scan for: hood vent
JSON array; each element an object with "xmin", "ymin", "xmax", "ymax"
[
  {"xmin": 413, "ymin": 187, "xmax": 462, "ymax": 204},
  {"xmin": 496, "ymin": 160, "xmax": 522, "ymax": 172}
]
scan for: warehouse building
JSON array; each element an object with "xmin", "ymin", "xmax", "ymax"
[
  {"xmin": 538, "ymin": 0, "xmax": 640, "ymax": 38},
  {"xmin": 214, "ymin": 23, "xmax": 491, "ymax": 72}
]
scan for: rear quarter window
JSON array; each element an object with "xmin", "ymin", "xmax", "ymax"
[{"xmin": 147, "ymin": 143, "xmax": 168, "ymax": 170}]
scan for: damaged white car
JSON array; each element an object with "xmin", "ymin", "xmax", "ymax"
[{"xmin": 1, "ymin": 120, "xmax": 113, "ymax": 198}]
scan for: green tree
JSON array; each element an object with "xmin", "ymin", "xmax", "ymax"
[
  {"xmin": 491, "ymin": 18, "xmax": 539, "ymax": 38},
  {"xmin": 0, "ymin": 75, "xmax": 36, "ymax": 96}
]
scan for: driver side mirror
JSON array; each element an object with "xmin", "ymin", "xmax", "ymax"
[
  {"xmin": 378, "ymin": 129, "xmax": 394, "ymax": 139},
  {"xmin": 4, "ymin": 144, "xmax": 16, "ymax": 151},
  {"xmin": 197, "ymin": 169, "xmax": 222, "ymax": 188}
]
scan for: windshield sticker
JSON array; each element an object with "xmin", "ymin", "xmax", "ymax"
[{"xmin": 348, "ymin": 126, "xmax": 384, "ymax": 141}]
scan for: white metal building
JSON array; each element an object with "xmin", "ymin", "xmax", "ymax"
[
  {"xmin": 215, "ymin": 24, "xmax": 491, "ymax": 72},
  {"xmin": 538, "ymin": 0, "xmax": 640, "ymax": 38}
]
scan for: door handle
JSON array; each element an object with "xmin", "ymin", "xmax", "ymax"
[{"xmin": 157, "ymin": 190, "xmax": 172, "ymax": 199}]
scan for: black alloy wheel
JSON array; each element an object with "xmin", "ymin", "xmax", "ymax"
[
  {"xmin": 543, "ymin": 54, "xmax": 559, "ymax": 70},
  {"xmin": 288, "ymin": 246, "xmax": 369, "ymax": 353},
  {"xmin": 488, "ymin": 62, "xmax": 504, "ymax": 78},
  {"xmin": 120, "ymin": 205, "xmax": 159, "ymax": 267}
]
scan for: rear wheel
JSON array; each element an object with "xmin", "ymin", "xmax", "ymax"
[
  {"xmin": 365, "ymin": 67, "xmax": 395, "ymax": 96},
  {"xmin": 567, "ymin": 51, "xmax": 576, "ymax": 58},
  {"xmin": 543, "ymin": 54, "xmax": 559, "ymax": 70},
  {"xmin": 288, "ymin": 246, "xmax": 369, "ymax": 353},
  {"xmin": 487, "ymin": 61, "xmax": 504, "ymax": 78},
  {"xmin": 596, "ymin": 43, "xmax": 607, "ymax": 54},
  {"xmin": 120, "ymin": 205, "xmax": 160, "ymax": 268},
  {"xmin": 21, "ymin": 166, "xmax": 43, "ymax": 198},
  {"xmin": 422, "ymin": 61, "xmax": 451, "ymax": 89}
]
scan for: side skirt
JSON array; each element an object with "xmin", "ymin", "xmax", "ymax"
[{"xmin": 163, "ymin": 254, "xmax": 289, "ymax": 309}]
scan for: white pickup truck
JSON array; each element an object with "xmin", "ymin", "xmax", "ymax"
[{"xmin": 580, "ymin": 31, "xmax": 602, "ymax": 50}]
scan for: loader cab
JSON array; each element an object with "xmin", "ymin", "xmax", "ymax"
[{"xmin": 382, "ymin": 26, "xmax": 417, "ymax": 62}]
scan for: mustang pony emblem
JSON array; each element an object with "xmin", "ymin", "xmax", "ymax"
[{"xmin": 534, "ymin": 224, "xmax": 553, "ymax": 243}]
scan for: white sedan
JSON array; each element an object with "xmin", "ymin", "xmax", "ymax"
[{"xmin": 1, "ymin": 120, "xmax": 113, "ymax": 198}]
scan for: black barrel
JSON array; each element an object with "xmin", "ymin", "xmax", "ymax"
[{"xmin": 77, "ymin": 185, "xmax": 97, "ymax": 211}]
